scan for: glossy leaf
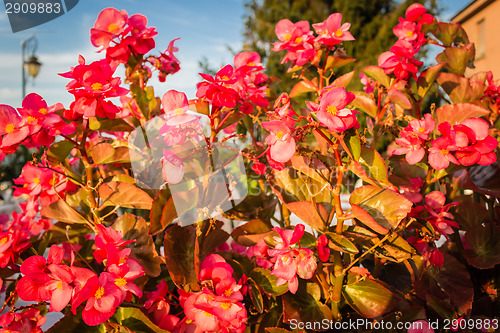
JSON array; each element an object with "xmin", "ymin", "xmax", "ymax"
[
  {"xmin": 289, "ymin": 80, "xmax": 317, "ymax": 98},
  {"xmin": 388, "ymin": 90, "xmax": 412, "ymax": 109},
  {"xmin": 436, "ymin": 43, "xmax": 475, "ymax": 75},
  {"xmin": 349, "ymin": 146, "xmax": 393, "ymax": 188},
  {"xmin": 325, "ymin": 232, "xmax": 359, "ymax": 254},
  {"xmin": 149, "ymin": 190, "xmax": 177, "ymax": 235},
  {"xmin": 247, "ymin": 277, "xmax": 264, "ymax": 314},
  {"xmin": 249, "ymin": 268, "xmax": 289, "ymax": 296},
  {"xmin": 90, "ymin": 142, "xmax": 135, "ymax": 164},
  {"xmin": 343, "ymin": 278, "xmax": 399, "ymax": 318},
  {"xmin": 361, "ymin": 65, "xmax": 391, "ymax": 87},
  {"xmin": 89, "ymin": 117, "xmax": 135, "ymax": 132},
  {"xmin": 163, "ymin": 225, "xmax": 200, "ymax": 290},
  {"xmin": 286, "ymin": 201, "xmax": 328, "ymax": 230},
  {"xmin": 332, "ymin": 70, "xmax": 355, "ymax": 88},
  {"xmin": 435, "ymin": 103, "xmax": 490, "ymax": 125},
  {"xmin": 98, "ymin": 181, "xmax": 153, "ymax": 210},
  {"xmin": 112, "ymin": 213, "xmax": 163, "ymax": 277},
  {"xmin": 282, "ymin": 282, "xmax": 332, "ymax": 324},
  {"xmin": 325, "ymin": 55, "xmax": 356, "ymax": 71},
  {"xmin": 41, "ymin": 199, "xmax": 89, "ymax": 225},
  {"xmin": 463, "ymin": 225, "xmax": 500, "ymax": 269},
  {"xmin": 231, "ymin": 219, "xmax": 273, "ymax": 246},
  {"xmin": 47, "ymin": 140, "xmax": 74, "ymax": 165},
  {"xmin": 352, "ymin": 91, "xmax": 377, "ymax": 118},
  {"xmin": 436, "ymin": 72, "xmax": 486, "ymax": 104},
  {"xmin": 112, "ymin": 307, "xmax": 170, "ymax": 333},
  {"xmin": 417, "ymin": 63, "xmax": 445, "ymax": 99},
  {"xmin": 344, "ymin": 128, "xmax": 361, "ymax": 161},
  {"xmin": 349, "ymin": 185, "xmax": 412, "ymax": 234},
  {"xmin": 433, "ymin": 22, "xmax": 469, "ymax": 47}
]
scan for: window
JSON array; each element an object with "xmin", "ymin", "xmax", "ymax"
[{"xmin": 477, "ymin": 18, "xmax": 485, "ymax": 59}]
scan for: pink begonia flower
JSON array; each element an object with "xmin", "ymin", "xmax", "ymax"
[
  {"xmin": 72, "ymin": 272, "xmax": 123, "ymax": 326},
  {"xmin": 317, "ymin": 87, "xmax": 359, "ymax": 133},
  {"xmin": 393, "ymin": 134, "xmax": 425, "ymax": 165},
  {"xmin": 267, "ymin": 225, "xmax": 317, "ymax": 294},
  {"xmin": 262, "ymin": 120, "xmax": 296, "ymax": 163},
  {"xmin": 145, "ymin": 281, "xmax": 180, "ymax": 331},
  {"xmin": 406, "ymin": 113, "xmax": 435, "ymax": 140},
  {"xmin": 428, "ymin": 136, "xmax": 459, "ymax": 170},
  {"xmin": 359, "ymin": 73, "xmax": 374, "ymax": 94},
  {"xmin": 453, "ymin": 118, "xmax": 498, "ymax": 166},
  {"xmin": 0, "ymin": 104, "xmax": 29, "ymax": 148},
  {"xmin": 393, "ymin": 19, "xmax": 418, "ymax": 41},
  {"xmin": 161, "ymin": 149, "xmax": 184, "ymax": 184},
  {"xmin": 252, "ymin": 162, "xmax": 266, "ymax": 175},
  {"xmin": 424, "ymin": 191, "xmax": 459, "ymax": 236},
  {"xmin": 93, "ymin": 224, "xmax": 134, "ymax": 264},
  {"xmin": 317, "ymin": 234, "xmax": 330, "ymax": 262},
  {"xmin": 0, "ymin": 308, "xmax": 46, "ymax": 333},
  {"xmin": 378, "ymin": 39, "xmax": 422, "ymax": 80},
  {"xmin": 161, "ymin": 89, "xmax": 197, "ymax": 126},
  {"xmin": 234, "ymin": 51, "xmax": 263, "ymax": 70},
  {"xmin": 405, "ymin": 3, "xmax": 428, "ymax": 21},
  {"xmin": 273, "ymin": 19, "xmax": 313, "ymax": 51},
  {"xmin": 400, "ymin": 177, "xmax": 424, "ymax": 204},
  {"xmin": 313, "ymin": 13, "xmax": 355, "ymax": 46}
]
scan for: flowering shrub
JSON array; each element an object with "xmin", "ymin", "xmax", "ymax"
[{"xmin": 0, "ymin": 4, "xmax": 500, "ymax": 332}]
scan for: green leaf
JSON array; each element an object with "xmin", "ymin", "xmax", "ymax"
[
  {"xmin": 332, "ymin": 70, "xmax": 355, "ymax": 88},
  {"xmin": 289, "ymin": 80, "xmax": 317, "ymax": 98},
  {"xmin": 435, "ymin": 103, "xmax": 490, "ymax": 125},
  {"xmin": 349, "ymin": 146, "xmax": 392, "ymax": 188},
  {"xmin": 285, "ymin": 201, "xmax": 328, "ymax": 231},
  {"xmin": 433, "ymin": 22, "xmax": 469, "ymax": 47},
  {"xmin": 387, "ymin": 90, "xmax": 412, "ymax": 109},
  {"xmin": 282, "ymin": 282, "xmax": 332, "ymax": 324},
  {"xmin": 463, "ymin": 225, "xmax": 500, "ymax": 269},
  {"xmin": 98, "ymin": 181, "xmax": 153, "ymax": 210},
  {"xmin": 349, "ymin": 185, "xmax": 412, "ymax": 234},
  {"xmin": 90, "ymin": 142, "xmax": 137, "ymax": 164},
  {"xmin": 249, "ymin": 268, "xmax": 289, "ymax": 296},
  {"xmin": 130, "ymin": 84, "xmax": 161, "ymax": 119},
  {"xmin": 289, "ymin": 153, "xmax": 331, "ymax": 185},
  {"xmin": 352, "ymin": 91, "xmax": 377, "ymax": 118},
  {"xmin": 47, "ymin": 140, "xmax": 74, "ymax": 165},
  {"xmin": 89, "ymin": 117, "xmax": 136, "ymax": 132},
  {"xmin": 436, "ymin": 43, "xmax": 475, "ymax": 75},
  {"xmin": 344, "ymin": 128, "xmax": 361, "ymax": 161},
  {"xmin": 427, "ymin": 252, "xmax": 474, "ymax": 315},
  {"xmin": 112, "ymin": 307, "xmax": 171, "ymax": 333},
  {"xmin": 112, "ymin": 213, "xmax": 163, "ymax": 277},
  {"xmin": 436, "ymin": 72, "xmax": 486, "ymax": 104},
  {"xmin": 371, "ymin": 233, "xmax": 416, "ymax": 262},
  {"xmin": 361, "ymin": 65, "xmax": 391, "ymax": 88},
  {"xmin": 149, "ymin": 190, "xmax": 177, "ymax": 235},
  {"xmin": 325, "ymin": 232, "xmax": 359, "ymax": 254},
  {"xmin": 41, "ymin": 199, "xmax": 90, "ymax": 225},
  {"xmin": 163, "ymin": 225, "xmax": 200, "ymax": 290},
  {"xmin": 231, "ymin": 219, "xmax": 273, "ymax": 246},
  {"xmin": 325, "ymin": 55, "xmax": 356, "ymax": 71},
  {"xmin": 343, "ymin": 278, "xmax": 399, "ymax": 318},
  {"xmin": 247, "ymin": 277, "xmax": 264, "ymax": 314},
  {"xmin": 417, "ymin": 63, "xmax": 446, "ymax": 100}
]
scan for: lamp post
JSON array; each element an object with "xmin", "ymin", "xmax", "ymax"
[{"xmin": 21, "ymin": 35, "xmax": 42, "ymax": 99}]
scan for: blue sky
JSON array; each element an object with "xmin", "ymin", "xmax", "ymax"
[{"xmin": 0, "ymin": 0, "xmax": 471, "ymax": 109}]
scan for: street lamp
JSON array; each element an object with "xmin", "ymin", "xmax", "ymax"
[{"xmin": 21, "ymin": 35, "xmax": 42, "ymax": 99}]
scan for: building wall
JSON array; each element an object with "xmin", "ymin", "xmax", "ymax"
[{"xmin": 453, "ymin": 0, "xmax": 500, "ymax": 78}]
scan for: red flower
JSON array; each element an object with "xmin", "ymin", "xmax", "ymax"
[
  {"xmin": 71, "ymin": 272, "xmax": 123, "ymax": 326},
  {"xmin": 313, "ymin": 13, "xmax": 355, "ymax": 46},
  {"xmin": 317, "ymin": 87, "xmax": 359, "ymax": 133},
  {"xmin": 262, "ymin": 120, "xmax": 296, "ymax": 163},
  {"xmin": 90, "ymin": 8, "xmax": 128, "ymax": 50}
]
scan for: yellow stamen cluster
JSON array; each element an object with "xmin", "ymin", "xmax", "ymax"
[
  {"xmin": 115, "ymin": 278, "xmax": 127, "ymax": 287},
  {"xmin": 34, "ymin": 178, "xmax": 40, "ymax": 184},
  {"xmin": 5, "ymin": 123, "xmax": 15, "ymax": 133},
  {"xmin": 327, "ymin": 105, "xmax": 338, "ymax": 115},
  {"xmin": 27, "ymin": 116, "xmax": 37, "ymax": 124},
  {"xmin": 38, "ymin": 108, "xmax": 48, "ymax": 115},
  {"xmin": 0, "ymin": 237, "xmax": 8, "ymax": 244},
  {"xmin": 284, "ymin": 34, "xmax": 292, "ymax": 40},
  {"xmin": 91, "ymin": 82, "xmax": 103, "ymax": 91},
  {"xmin": 275, "ymin": 131, "xmax": 285, "ymax": 140},
  {"xmin": 294, "ymin": 37, "xmax": 302, "ymax": 43},
  {"xmin": 94, "ymin": 287, "xmax": 105, "ymax": 299},
  {"xmin": 440, "ymin": 149, "xmax": 449, "ymax": 155},
  {"xmin": 335, "ymin": 29, "xmax": 343, "ymax": 37},
  {"xmin": 108, "ymin": 23, "xmax": 118, "ymax": 33},
  {"xmin": 174, "ymin": 108, "xmax": 185, "ymax": 115},
  {"xmin": 221, "ymin": 302, "xmax": 232, "ymax": 310},
  {"xmin": 406, "ymin": 31, "xmax": 413, "ymax": 38}
]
